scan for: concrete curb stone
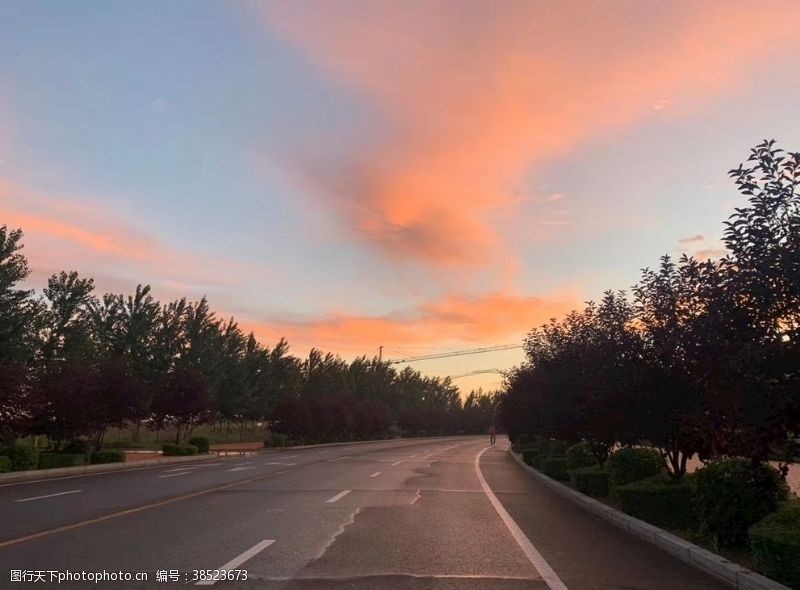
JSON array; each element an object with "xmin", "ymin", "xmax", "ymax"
[{"xmin": 508, "ymin": 449, "xmax": 790, "ymax": 590}]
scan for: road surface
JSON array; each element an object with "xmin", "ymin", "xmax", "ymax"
[{"xmin": 0, "ymin": 437, "xmax": 726, "ymax": 589}]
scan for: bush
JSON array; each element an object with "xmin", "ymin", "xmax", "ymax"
[
  {"xmin": 272, "ymin": 433, "xmax": 288, "ymax": 448},
  {"xmin": 90, "ymin": 449, "xmax": 126, "ymax": 464},
  {"xmin": 522, "ymin": 448, "xmax": 540, "ymax": 467},
  {"xmin": 749, "ymin": 501, "xmax": 800, "ymax": 589},
  {"xmin": 548, "ymin": 440, "xmax": 569, "ymax": 457},
  {"xmin": 569, "ymin": 466, "xmax": 610, "ymax": 497},
  {"xmin": 63, "ymin": 439, "xmax": 92, "ymax": 455},
  {"xmin": 613, "ymin": 473, "xmax": 695, "ymax": 530},
  {"xmin": 38, "ymin": 453, "xmax": 86, "ymax": 469},
  {"xmin": 542, "ymin": 457, "xmax": 569, "ymax": 481},
  {"xmin": 264, "ymin": 431, "xmax": 289, "ymax": 448},
  {"xmin": 694, "ymin": 458, "xmax": 788, "ymax": 548},
  {"xmin": 188, "ymin": 436, "xmax": 210, "ymax": 454},
  {"xmin": 5, "ymin": 446, "xmax": 39, "ymax": 471},
  {"xmin": 161, "ymin": 443, "xmax": 199, "ymax": 456},
  {"xmin": 0, "ymin": 456, "xmax": 10, "ymax": 473},
  {"xmin": 606, "ymin": 447, "xmax": 663, "ymax": 488},
  {"xmin": 566, "ymin": 442, "xmax": 597, "ymax": 470}
]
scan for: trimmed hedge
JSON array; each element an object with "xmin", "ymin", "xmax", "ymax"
[
  {"xmin": 264, "ymin": 432, "xmax": 289, "ymax": 448},
  {"xmin": 0, "ymin": 455, "xmax": 10, "ymax": 473},
  {"xmin": 542, "ymin": 457, "xmax": 569, "ymax": 481},
  {"xmin": 749, "ymin": 501, "xmax": 800, "ymax": 589},
  {"xmin": 566, "ymin": 442, "xmax": 597, "ymax": 470},
  {"xmin": 606, "ymin": 447, "xmax": 663, "ymax": 488},
  {"xmin": 548, "ymin": 440, "xmax": 569, "ymax": 457},
  {"xmin": 694, "ymin": 458, "xmax": 788, "ymax": 548},
  {"xmin": 162, "ymin": 443, "xmax": 199, "ymax": 456},
  {"xmin": 38, "ymin": 453, "xmax": 86, "ymax": 469},
  {"xmin": 522, "ymin": 448, "xmax": 540, "ymax": 468},
  {"xmin": 90, "ymin": 449, "xmax": 126, "ymax": 464},
  {"xmin": 613, "ymin": 473, "xmax": 695, "ymax": 530},
  {"xmin": 568, "ymin": 465, "xmax": 610, "ymax": 497},
  {"xmin": 188, "ymin": 436, "xmax": 210, "ymax": 454},
  {"xmin": 6, "ymin": 446, "xmax": 39, "ymax": 471}
]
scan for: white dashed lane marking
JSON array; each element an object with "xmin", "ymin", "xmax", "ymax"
[
  {"xmin": 325, "ymin": 490, "xmax": 351, "ymax": 504},
  {"xmin": 14, "ymin": 490, "xmax": 82, "ymax": 503}
]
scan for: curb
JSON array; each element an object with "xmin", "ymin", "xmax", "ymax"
[
  {"xmin": 508, "ymin": 450, "xmax": 789, "ymax": 590},
  {"xmin": 0, "ymin": 453, "xmax": 219, "ymax": 485}
]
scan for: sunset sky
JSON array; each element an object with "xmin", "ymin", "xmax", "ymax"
[{"xmin": 2, "ymin": 1, "xmax": 800, "ymax": 392}]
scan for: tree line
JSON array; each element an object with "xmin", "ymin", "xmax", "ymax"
[
  {"xmin": 502, "ymin": 140, "xmax": 800, "ymax": 478},
  {"xmin": 0, "ymin": 230, "xmax": 499, "ymax": 449}
]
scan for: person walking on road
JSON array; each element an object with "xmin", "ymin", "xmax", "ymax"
[{"xmin": 488, "ymin": 424, "xmax": 497, "ymax": 446}]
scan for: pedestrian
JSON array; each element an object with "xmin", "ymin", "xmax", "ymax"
[{"xmin": 488, "ymin": 424, "xmax": 497, "ymax": 446}]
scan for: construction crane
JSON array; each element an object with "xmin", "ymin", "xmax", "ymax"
[
  {"xmin": 385, "ymin": 344, "xmax": 521, "ymax": 365},
  {"xmin": 450, "ymin": 368, "xmax": 504, "ymax": 379}
]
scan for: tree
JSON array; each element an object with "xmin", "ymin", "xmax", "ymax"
[{"xmin": 152, "ymin": 367, "xmax": 215, "ymax": 444}]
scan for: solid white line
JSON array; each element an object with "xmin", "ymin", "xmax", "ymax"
[
  {"xmin": 326, "ymin": 489, "xmax": 351, "ymax": 503},
  {"xmin": 14, "ymin": 490, "xmax": 82, "ymax": 503},
  {"xmin": 157, "ymin": 472, "xmax": 191, "ymax": 479},
  {"xmin": 369, "ymin": 472, "xmax": 381, "ymax": 478},
  {"xmin": 475, "ymin": 446, "xmax": 568, "ymax": 590},
  {"xmin": 162, "ymin": 463, "xmax": 222, "ymax": 472},
  {"xmin": 195, "ymin": 539, "xmax": 275, "ymax": 586},
  {"xmin": 391, "ymin": 460, "xmax": 402, "ymax": 466}
]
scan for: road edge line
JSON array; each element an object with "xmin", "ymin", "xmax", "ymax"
[{"xmin": 475, "ymin": 446, "xmax": 569, "ymax": 590}]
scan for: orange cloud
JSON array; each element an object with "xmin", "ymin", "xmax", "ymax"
[
  {"xmin": 0, "ymin": 178, "xmax": 256, "ymax": 294},
  {"xmin": 240, "ymin": 290, "xmax": 577, "ymax": 356},
  {"xmin": 260, "ymin": 1, "xmax": 800, "ymax": 268}
]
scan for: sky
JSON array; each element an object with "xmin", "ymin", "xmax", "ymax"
[{"xmin": 2, "ymin": 1, "xmax": 800, "ymax": 393}]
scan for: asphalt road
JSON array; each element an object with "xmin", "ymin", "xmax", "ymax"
[{"xmin": 0, "ymin": 437, "xmax": 727, "ymax": 589}]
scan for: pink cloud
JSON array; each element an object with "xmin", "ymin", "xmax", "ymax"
[
  {"xmin": 240, "ymin": 290, "xmax": 577, "ymax": 356},
  {"xmin": 260, "ymin": 1, "xmax": 800, "ymax": 270},
  {"xmin": 0, "ymin": 178, "xmax": 258, "ymax": 295}
]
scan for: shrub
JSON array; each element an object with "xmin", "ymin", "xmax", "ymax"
[
  {"xmin": 90, "ymin": 449, "xmax": 126, "ymax": 464},
  {"xmin": 6, "ymin": 446, "xmax": 39, "ymax": 471},
  {"xmin": 749, "ymin": 501, "xmax": 800, "ymax": 589},
  {"xmin": 188, "ymin": 436, "xmax": 210, "ymax": 454},
  {"xmin": 566, "ymin": 442, "xmax": 597, "ymax": 470},
  {"xmin": 0, "ymin": 456, "xmax": 10, "ymax": 473},
  {"xmin": 161, "ymin": 443, "xmax": 199, "ymax": 456},
  {"xmin": 522, "ymin": 448, "xmax": 540, "ymax": 467},
  {"xmin": 264, "ymin": 431, "xmax": 289, "ymax": 448},
  {"xmin": 542, "ymin": 457, "xmax": 569, "ymax": 481},
  {"xmin": 38, "ymin": 453, "xmax": 86, "ymax": 469},
  {"xmin": 63, "ymin": 439, "xmax": 92, "ymax": 455},
  {"xmin": 569, "ymin": 466, "xmax": 610, "ymax": 497},
  {"xmin": 548, "ymin": 440, "xmax": 569, "ymax": 457},
  {"xmin": 271, "ymin": 433, "xmax": 288, "ymax": 448},
  {"xmin": 512, "ymin": 433, "xmax": 532, "ymax": 452},
  {"xmin": 613, "ymin": 473, "xmax": 695, "ymax": 530},
  {"xmin": 606, "ymin": 447, "xmax": 663, "ymax": 488},
  {"xmin": 694, "ymin": 458, "xmax": 788, "ymax": 548}
]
